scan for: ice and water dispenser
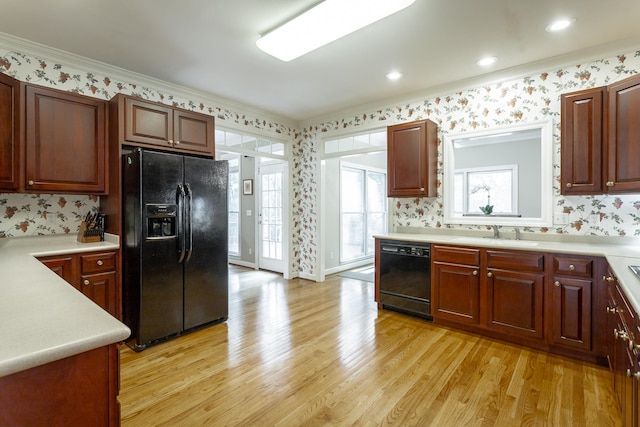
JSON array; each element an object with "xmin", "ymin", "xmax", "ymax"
[{"xmin": 146, "ymin": 204, "xmax": 177, "ymax": 239}]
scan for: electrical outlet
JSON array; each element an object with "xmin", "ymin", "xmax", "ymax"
[
  {"xmin": 590, "ymin": 213, "xmax": 600, "ymax": 224},
  {"xmin": 248, "ymin": 248, "xmax": 252, "ymax": 255},
  {"xmin": 46, "ymin": 212, "xmax": 56, "ymax": 225},
  {"xmin": 330, "ymin": 251, "xmax": 334, "ymax": 260},
  {"xmin": 554, "ymin": 212, "xmax": 569, "ymax": 225}
]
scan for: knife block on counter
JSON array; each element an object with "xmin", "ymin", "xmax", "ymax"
[{"xmin": 77, "ymin": 221, "xmax": 103, "ymax": 243}]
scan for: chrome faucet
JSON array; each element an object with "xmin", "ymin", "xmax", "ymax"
[
  {"xmin": 515, "ymin": 227, "xmax": 521, "ymax": 240},
  {"xmin": 492, "ymin": 225, "xmax": 500, "ymax": 239}
]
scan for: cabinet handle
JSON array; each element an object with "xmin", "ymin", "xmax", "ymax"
[
  {"xmin": 472, "ymin": 270, "xmax": 478, "ymax": 276},
  {"xmin": 566, "ymin": 182, "xmax": 572, "ymax": 188},
  {"xmin": 606, "ymin": 181, "xmax": 615, "ymax": 187},
  {"xmin": 606, "ymin": 307, "xmax": 617, "ymax": 314},
  {"xmin": 487, "ymin": 272, "xmax": 493, "ymax": 278},
  {"xmin": 28, "ymin": 180, "xmax": 34, "ymax": 186},
  {"xmin": 569, "ymin": 264, "xmax": 575, "ymax": 271},
  {"xmin": 627, "ymin": 369, "xmax": 640, "ymax": 379},
  {"xmin": 168, "ymin": 139, "xmax": 174, "ymax": 146},
  {"xmin": 554, "ymin": 281, "xmax": 561, "ymax": 287},
  {"xmin": 97, "ymin": 260, "xmax": 104, "ymax": 266},
  {"xmin": 605, "ymin": 276, "xmax": 615, "ymax": 283},
  {"xmin": 175, "ymin": 140, "xmax": 180, "ymax": 145},
  {"xmin": 615, "ymin": 329, "xmax": 629, "ymax": 341},
  {"xmin": 420, "ymin": 187, "xmax": 425, "ymax": 192},
  {"xmin": 83, "ymin": 279, "xmax": 90, "ymax": 286}
]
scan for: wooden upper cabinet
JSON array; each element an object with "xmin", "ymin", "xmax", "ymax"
[
  {"xmin": 120, "ymin": 95, "xmax": 214, "ymax": 156},
  {"xmin": 124, "ymin": 97, "xmax": 173, "ymax": 146},
  {"xmin": 560, "ymin": 72, "xmax": 640, "ymax": 195},
  {"xmin": 560, "ymin": 87, "xmax": 604, "ymax": 195},
  {"xmin": 387, "ymin": 119, "xmax": 437, "ymax": 197},
  {"xmin": 24, "ymin": 84, "xmax": 107, "ymax": 194},
  {"xmin": 0, "ymin": 73, "xmax": 20, "ymax": 191},
  {"xmin": 607, "ymin": 73, "xmax": 640, "ymax": 193}
]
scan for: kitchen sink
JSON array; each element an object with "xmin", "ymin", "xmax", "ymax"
[{"xmin": 451, "ymin": 236, "xmax": 539, "ymax": 247}]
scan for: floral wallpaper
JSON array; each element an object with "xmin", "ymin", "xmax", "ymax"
[
  {"xmin": 301, "ymin": 49, "xmax": 640, "ymax": 256},
  {"xmin": 1, "ymin": 35, "xmax": 640, "ymax": 279},
  {"xmin": 0, "ymin": 193, "xmax": 99, "ymax": 237},
  {"xmin": 0, "ymin": 41, "xmax": 302, "ymax": 273}
]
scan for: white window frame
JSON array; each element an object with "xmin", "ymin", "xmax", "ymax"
[{"xmin": 455, "ymin": 165, "xmax": 519, "ymax": 216}]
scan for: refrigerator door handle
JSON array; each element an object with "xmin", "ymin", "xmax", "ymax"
[
  {"xmin": 177, "ymin": 184, "xmax": 187, "ymax": 263},
  {"xmin": 185, "ymin": 183, "xmax": 194, "ymax": 262}
]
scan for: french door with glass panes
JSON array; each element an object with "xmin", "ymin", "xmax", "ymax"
[
  {"xmin": 340, "ymin": 163, "xmax": 387, "ymax": 263},
  {"xmin": 258, "ymin": 162, "xmax": 285, "ymax": 273}
]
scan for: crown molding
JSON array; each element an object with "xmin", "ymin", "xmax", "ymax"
[{"xmin": 0, "ymin": 31, "xmax": 298, "ymax": 131}]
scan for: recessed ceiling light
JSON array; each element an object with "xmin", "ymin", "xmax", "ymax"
[
  {"xmin": 477, "ymin": 56, "xmax": 497, "ymax": 67},
  {"xmin": 256, "ymin": 0, "xmax": 416, "ymax": 62},
  {"xmin": 386, "ymin": 71, "xmax": 403, "ymax": 81},
  {"xmin": 545, "ymin": 18, "xmax": 576, "ymax": 32}
]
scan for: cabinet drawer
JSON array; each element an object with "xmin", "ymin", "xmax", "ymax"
[
  {"xmin": 432, "ymin": 245, "xmax": 480, "ymax": 266},
  {"xmin": 80, "ymin": 251, "xmax": 116, "ymax": 274},
  {"xmin": 486, "ymin": 250, "xmax": 544, "ymax": 272},
  {"xmin": 552, "ymin": 256, "xmax": 593, "ymax": 278}
]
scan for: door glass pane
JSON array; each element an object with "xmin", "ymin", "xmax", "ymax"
[
  {"xmin": 260, "ymin": 170, "xmax": 283, "ymax": 261},
  {"xmin": 228, "ymin": 169, "xmax": 240, "ymax": 255},
  {"xmin": 341, "ymin": 213, "xmax": 365, "ymax": 260}
]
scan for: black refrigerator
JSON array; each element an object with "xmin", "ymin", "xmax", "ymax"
[{"xmin": 122, "ymin": 148, "xmax": 228, "ymax": 351}]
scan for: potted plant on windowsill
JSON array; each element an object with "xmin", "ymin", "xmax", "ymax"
[{"xmin": 471, "ymin": 183, "xmax": 493, "ymax": 215}]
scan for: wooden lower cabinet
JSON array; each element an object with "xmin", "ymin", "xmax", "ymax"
[
  {"xmin": 605, "ymin": 267, "xmax": 640, "ymax": 426},
  {"xmin": 548, "ymin": 254, "xmax": 599, "ymax": 355},
  {"xmin": 39, "ymin": 250, "xmax": 121, "ymax": 320},
  {"xmin": 486, "ymin": 268, "xmax": 545, "ymax": 340},
  {"xmin": 431, "ymin": 245, "xmax": 604, "ymax": 362},
  {"xmin": 432, "ymin": 245, "xmax": 480, "ymax": 325},
  {"xmin": 0, "ymin": 344, "xmax": 121, "ymax": 427}
]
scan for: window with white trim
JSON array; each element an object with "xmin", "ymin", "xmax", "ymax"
[{"xmin": 454, "ymin": 165, "xmax": 518, "ymax": 216}]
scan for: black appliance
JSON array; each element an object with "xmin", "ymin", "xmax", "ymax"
[
  {"xmin": 379, "ymin": 240, "xmax": 432, "ymax": 319},
  {"xmin": 122, "ymin": 148, "xmax": 229, "ymax": 351}
]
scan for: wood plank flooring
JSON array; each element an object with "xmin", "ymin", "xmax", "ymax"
[{"xmin": 119, "ymin": 266, "xmax": 621, "ymax": 426}]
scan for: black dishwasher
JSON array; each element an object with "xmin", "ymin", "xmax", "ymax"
[{"xmin": 379, "ymin": 240, "xmax": 432, "ymax": 320}]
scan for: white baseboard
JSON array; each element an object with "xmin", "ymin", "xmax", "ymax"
[
  {"xmin": 324, "ymin": 258, "xmax": 374, "ymax": 276},
  {"xmin": 228, "ymin": 259, "xmax": 257, "ymax": 269}
]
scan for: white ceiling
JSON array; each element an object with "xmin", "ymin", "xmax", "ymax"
[{"xmin": 1, "ymin": 0, "xmax": 639, "ymax": 124}]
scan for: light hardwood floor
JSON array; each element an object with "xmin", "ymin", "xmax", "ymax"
[{"xmin": 119, "ymin": 266, "xmax": 621, "ymax": 426}]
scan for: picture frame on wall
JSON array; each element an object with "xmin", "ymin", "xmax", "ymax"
[{"xmin": 243, "ymin": 179, "xmax": 253, "ymax": 195}]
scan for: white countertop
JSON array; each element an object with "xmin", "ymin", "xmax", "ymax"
[
  {"xmin": 0, "ymin": 234, "xmax": 131, "ymax": 377},
  {"xmin": 376, "ymin": 231, "xmax": 640, "ymax": 316}
]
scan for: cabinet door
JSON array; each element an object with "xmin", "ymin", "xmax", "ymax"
[
  {"xmin": 486, "ymin": 269, "xmax": 545, "ymax": 340},
  {"xmin": 607, "ymin": 74, "xmax": 640, "ymax": 193},
  {"xmin": 38, "ymin": 255, "xmax": 77, "ymax": 288},
  {"xmin": 550, "ymin": 277, "xmax": 592, "ymax": 351},
  {"xmin": 124, "ymin": 97, "xmax": 173, "ymax": 148},
  {"xmin": 174, "ymin": 109, "xmax": 214, "ymax": 155},
  {"xmin": 24, "ymin": 85, "xmax": 107, "ymax": 194},
  {"xmin": 387, "ymin": 119, "xmax": 437, "ymax": 197},
  {"xmin": 560, "ymin": 88, "xmax": 604, "ymax": 195},
  {"xmin": 432, "ymin": 262, "xmax": 480, "ymax": 325},
  {"xmin": 80, "ymin": 271, "xmax": 117, "ymax": 317},
  {"xmin": 0, "ymin": 73, "xmax": 20, "ymax": 191}
]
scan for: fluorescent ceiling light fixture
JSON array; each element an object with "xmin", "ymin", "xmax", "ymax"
[
  {"xmin": 256, "ymin": 0, "xmax": 416, "ymax": 62},
  {"xmin": 477, "ymin": 56, "xmax": 497, "ymax": 67},
  {"xmin": 386, "ymin": 71, "xmax": 404, "ymax": 81},
  {"xmin": 546, "ymin": 18, "xmax": 576, "ymax": 32}
]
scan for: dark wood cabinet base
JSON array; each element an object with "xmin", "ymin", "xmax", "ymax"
[{"xmin": 0, "ymin": 344, "xmax": 120, "ymax": 427}]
